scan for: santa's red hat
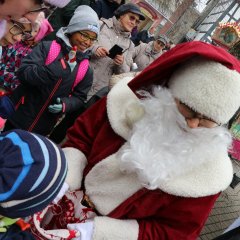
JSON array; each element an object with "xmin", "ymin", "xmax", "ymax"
[{"xmin": 128, "ymin": 41, "xmax": 240, "ymax": 124}]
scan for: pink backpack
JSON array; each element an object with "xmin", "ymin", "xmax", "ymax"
[{"xmin": 45, "ymin": 40, "xmax": 89, "ymax": 90}]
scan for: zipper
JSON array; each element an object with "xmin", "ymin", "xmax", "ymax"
[{"xmin": 28, "ymin": 78, "xmax": 62, "ymax": 132}]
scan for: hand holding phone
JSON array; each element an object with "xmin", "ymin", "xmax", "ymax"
[{"xmin": 108, "ymin": 44, "xmax": 124, "ymax": 59}]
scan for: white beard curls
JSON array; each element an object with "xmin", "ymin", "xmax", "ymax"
[{"xmin": 118, "ymin": 87, "xmax": 232, "ymax": 190}]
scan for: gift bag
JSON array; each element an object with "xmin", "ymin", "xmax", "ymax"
[
  {"xmin": 229, "ymin": 111, "xmax": 240, "ymax": 161},
  {"xmin": 28, "ymin": 190, "xmax": 97, "ymax": 240}
]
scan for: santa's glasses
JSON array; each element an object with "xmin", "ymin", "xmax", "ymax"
[{"xmin": 178, "ymin": 101, "xmax": 220, "ymax": 128}]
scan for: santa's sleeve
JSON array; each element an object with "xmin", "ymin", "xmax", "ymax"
[
  {"xmin": 91, "ymin": 191, "xmax": 220, "ymax": 240},
  {"xmin": 63, "ymin": 97, "xmax": 108, "ymax": 157}
]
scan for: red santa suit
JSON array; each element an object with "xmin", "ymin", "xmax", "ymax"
[{"xmin": 64, "ymin": 41, "xmax": 240, "ymax": 240}]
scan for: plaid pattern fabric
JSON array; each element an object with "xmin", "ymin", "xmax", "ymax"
[{"xmin": 0, "ymin": 42, "xmax": 32, "ymax": 92}]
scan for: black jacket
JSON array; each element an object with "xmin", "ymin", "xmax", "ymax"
[
  {"xmin": 9, "ymin": 39, "xmax": 93, "ymax": 136},
  {"xmin": 131, "ymin": 30, "xmax": 155, "ymax": 46},
  {"xmin": 91, "ymin": 0, "xmax": 125, "ymax": 19}
]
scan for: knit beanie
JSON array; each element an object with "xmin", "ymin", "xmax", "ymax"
[
  {"xmin": 34, "ymin": 19, "xmax": 53, "ymax": 42},
  {"xmin": 44, "ymin": 0, "xmax": 70, "ymax": 8},
  {"xmin": 0, "ymin": 129, "xmax": 67, "ymax": 218},
  {"xmin": 63, "ymin": 5, "xmax": 99, "ymax": 36}
]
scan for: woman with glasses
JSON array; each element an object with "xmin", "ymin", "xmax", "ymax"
[
  {"xmin": 0, "ymin": 14, "xmax": 53, "ymax": 93},
  {"xmin": 1, "ymin": 6, "xmax": 100, "ymax": 137},
  {"xmin": 0, "ymin": 0, "xmax": 70, "ymax": 41},
  {"xmin": 87, "ymin": 3, "xmax": 145, "ymax": 101},
  {"xmin": 132, "ymin": 35, "xmax": 168, "ymax": 71}
]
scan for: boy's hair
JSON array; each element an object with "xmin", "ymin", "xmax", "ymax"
[{"xmin": 0, "ymin": 0, "xmax": 5, "ymax": 4}]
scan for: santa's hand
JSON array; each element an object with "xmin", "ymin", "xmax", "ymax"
[
  {"xmin": 52, "ymin": 182, "xmax": 69, "ymax": 204},
  {"xmin": 67, "ymin": 221, "xmax": 94, "ymax": 240}
]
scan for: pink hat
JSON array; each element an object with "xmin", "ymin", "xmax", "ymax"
[
  {"xmin": 44, "ymin": 0, "xmax": 71, "ymax": 7},
  {"xmin": 0, "ymin": 20, "xmax": 7, "ymax": 39},
  {"xmin": 34, "ymin": 19, "xmax": 53, "ymax": 42}
]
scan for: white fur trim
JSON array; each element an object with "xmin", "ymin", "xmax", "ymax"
[
  {"xmin": 107, "ymin": 76, "xmax": 140, "ymax": 140},
  {"xmin": 85, "ymin": 153, "xmax": 141, "ymax": 215},
  {"xmin": 62, "ymin": 147, "xmax": 87, "ymax": 191},
  {"xmin": 169, "ymin": 58, "xmax": 240, "ymax": 124},
  {"xmin": 85, "ymin": 146, "xmax": 232, "ymax": 215},
  {"xmin": 93, "ymin": 217, "xmax": 139, "ymax": 240},
  {"xmin": 109, "ymin": 72, "xmax": 139, "ymax": 89}
]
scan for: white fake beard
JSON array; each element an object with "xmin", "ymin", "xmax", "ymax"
[{"xmin": 118, "ymin": 87, "xmax": 232, "ymax": 190}]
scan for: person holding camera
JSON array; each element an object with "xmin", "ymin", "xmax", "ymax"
[{"xmin": 88, "ymin": 3, "xmax": 145, "ymax": 100}]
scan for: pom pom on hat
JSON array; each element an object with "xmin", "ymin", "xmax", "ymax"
[
  {"xmin": 169, "ymin": 57, "xmax": 240, "ymax": 125},
  {"xmin": 44, "ymin": 0, "xmax": 70, "ymax": 8},
  {"xmin": 0, "ymin": 129, "xmax": 67, "ymax": 218}
]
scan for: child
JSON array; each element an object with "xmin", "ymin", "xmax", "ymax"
[
  {"xmin": 0, "ymin": 5, "xmax": 99, "ymax": 136},
  {"xmin": 0, "ymin": 129, "xmax": 67, "ymax": 238}
]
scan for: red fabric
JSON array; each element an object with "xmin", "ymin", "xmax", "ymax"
[
  {"xmin": 128, "ymin": 41, "xmax": 240, "ymax": 92},
  {"xmin": 64, "ymin": 97, "xmax": 221, "ymax": 239}
]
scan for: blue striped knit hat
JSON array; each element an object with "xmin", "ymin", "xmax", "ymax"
[{"xmin": 0, "ymin": 130, "xmax": 67, "ymax": 218}]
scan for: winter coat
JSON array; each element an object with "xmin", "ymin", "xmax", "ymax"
[
  {"xmin": 45, "ymin": 0, "xmax": 91, "ymax": 41},
  {"xmin": 91, "ymin": 0, "xmax": 124, "ymax": 19},
  {"xmin": 132, "ymin": 41, "xmax": 163, "ymax": 71},
  {"xmin": 8, "ymin": 39, "xmax": 93, "ymax": 136},
  {"xmin": 132, "ymin": 29, "xmax": 154, "ymax": 46},
  {"xmin": 64, "ymin": 78, "xmax": 229, "ymax": 240},
  {"xmin": 88, "ymin": 17, "xmax": 135, "ymax": 100}
]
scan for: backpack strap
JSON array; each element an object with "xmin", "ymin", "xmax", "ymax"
[
  {"xmin": 72, "ymin": 59, "xmax": 89, "ymax": 91},
  {"xmin": 45, "ymin": 40, "xmax": 89, "ymax": 90},
  {"xmin": 45, "ymin": 40, "xmax": 61, "ymax": 65}
]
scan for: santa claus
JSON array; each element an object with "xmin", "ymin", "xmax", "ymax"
[{"xmin": 63, "ymin": 41, "xmax": 240, "ymax": 239}]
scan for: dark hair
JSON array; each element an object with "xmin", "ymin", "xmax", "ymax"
[
  {"xmin": 0, "ymin": 0, "xmax": 5, "ymax": 4},
  {"xmin": 34, "ymin": 0, "xmax": 43, "ymax": 3}
]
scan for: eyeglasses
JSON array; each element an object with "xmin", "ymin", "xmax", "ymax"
[
  {"xmin": 127, "ymin": 14, "xmax": 140, "ymax": 25},
  {"xmin": 78, "ymin": 31, "xmax": 97, "ymax": 43},
  {"xmin": 178, "ymin": 101, "xmax": 220, "ymax": 128},
  {"xmin": 9, "ymin": 21, "xmax": 32, "ymax": 41},
  {"xmin": 156, "ymin": 40, "xmax": 165, "ymax": 46}
]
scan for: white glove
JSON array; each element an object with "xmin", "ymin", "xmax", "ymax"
[
  {"xmin": 52, "ymin": 182, "xmax": 69, "ymax": 204},
  {"xmin": 67, "ymin": 221, "xmax": 94, "ymax": 240}
]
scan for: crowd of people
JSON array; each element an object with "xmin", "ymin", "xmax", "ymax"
[{"xmin": 0, "ymin": 0, "xmax": 240, "ymax": 239}]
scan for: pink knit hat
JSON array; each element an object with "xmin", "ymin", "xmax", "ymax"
[
  {"xmin": 44, "ymin": 0, "xmax": 71, "ymax": 7},
  {"xmin": 34, "ymin": 19, "xmax": 53, "ymax": 42}
]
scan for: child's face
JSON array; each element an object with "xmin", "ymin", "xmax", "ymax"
[{"xmin": 69, "ymin": 30, "xmax": 97, "ymax": 52}]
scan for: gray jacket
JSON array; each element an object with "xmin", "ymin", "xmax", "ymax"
[
  {"xmin": 88, "ymin": 17, "xmax": 135, "ymax": 100},
  {"xmin": 133, "ymin": 41, "xmax": 163, "ymax": 71}
]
